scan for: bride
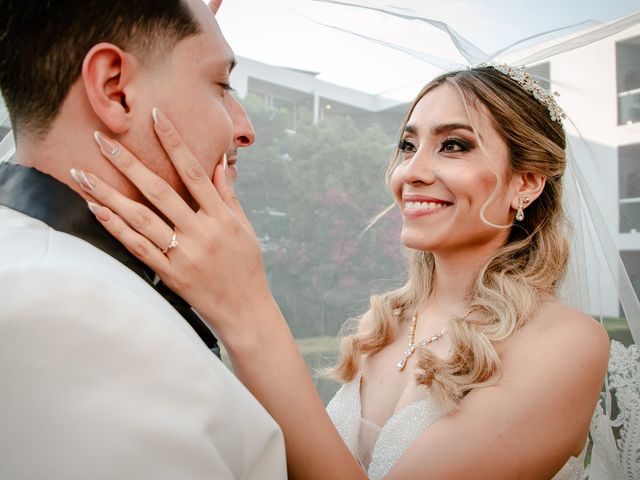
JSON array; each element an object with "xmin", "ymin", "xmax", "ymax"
[{"xmin": 78, "ymin": 65, "xmax": 609, "ymax": 479}]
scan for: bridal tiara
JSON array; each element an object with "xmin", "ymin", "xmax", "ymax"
[{"xmin": 477, "ymin": 63, "xmax": 567, "ymax": 125}]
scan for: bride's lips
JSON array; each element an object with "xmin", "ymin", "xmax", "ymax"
[{"xmin": 401, "ymin": 194, "xmax": 452, "ymax": 218}]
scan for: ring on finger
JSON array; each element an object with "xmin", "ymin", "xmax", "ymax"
[{"xmin": 161, "ymin": 230, "xmax": 178, "ymax": 254}]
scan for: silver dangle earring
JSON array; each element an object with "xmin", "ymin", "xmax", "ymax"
[{"xmin": 515, "ymin": 196, "xmax": 530, "ymax": 222}]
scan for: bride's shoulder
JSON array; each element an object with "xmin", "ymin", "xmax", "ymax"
[
  {"xmin": 532, "ymin": 299, "xmax": 609, "ymax": 348},
  {"xmin": 503, "ymin": 299, "xmax": 609, "ymax": 379}
]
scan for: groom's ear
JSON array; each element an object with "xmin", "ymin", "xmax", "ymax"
[{"xmin": 81, "ymin": 42, "xmax": 140, "ymax": 135}]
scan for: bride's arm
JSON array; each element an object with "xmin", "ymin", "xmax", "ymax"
[{"xmin": 79, "ymin": 113, "xmax": 366, "ymax": 480}]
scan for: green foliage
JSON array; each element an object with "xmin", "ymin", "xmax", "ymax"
[
  {"xmin": 235, "ymin": 95, "xmax": 407, "ymax": 337},
  {"xmin": 599, "ymin": 316, "xmax": 634, "ymax": 346}
]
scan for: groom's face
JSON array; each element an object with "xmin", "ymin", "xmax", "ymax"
[{"xmin": 127, "ymin": 0, "xmax": 254, "ymax": 198}]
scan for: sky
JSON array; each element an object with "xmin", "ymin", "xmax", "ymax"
[{"xmin": 215, "ymin": 0, "xmax": 640, "ymax": 100}]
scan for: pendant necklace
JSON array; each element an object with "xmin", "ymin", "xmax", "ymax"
[{"xmin": 397, "ymin": 313, "xmax": 448, "ymax": 371}]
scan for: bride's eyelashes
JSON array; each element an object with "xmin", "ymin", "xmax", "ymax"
[
  {"xmin": 439, "ymin": 136, "xmax": 472, "ymax": 153},
  {"xmin": 398, "ymin": 136, "xmax": 473, "ymax": 159},
  {"xmin": 398, "ymin": 138, "xmax": 416, "ymax": 153}
]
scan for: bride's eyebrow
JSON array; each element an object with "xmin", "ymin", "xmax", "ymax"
[
  {"xmin": 404, "ymin": 124, "xmax": 417, "ymax": 134},
  {"xmin": 431, "ymin": 123, "xmax": 474, "ymax": 135},
  {"xmin": 403, "ymin": 122, "xmax": 476, "ymax": 136}
]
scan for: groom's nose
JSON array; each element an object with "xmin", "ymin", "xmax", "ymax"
[{"xmin": 224, "ymin": 94, "xmax": 256, "ymax": 148}]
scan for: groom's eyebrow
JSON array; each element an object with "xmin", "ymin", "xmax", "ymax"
[{"xmin": 208, "ymin": 56, "xmax": 236, "ymax": 79}]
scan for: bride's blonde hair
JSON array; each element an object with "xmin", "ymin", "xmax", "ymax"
[{"xmin": 330, "ymin": 67, "xmax": 569, "ymax": 409}]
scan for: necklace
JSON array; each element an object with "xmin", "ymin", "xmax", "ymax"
[{"xmin": 397, "ymin": 313, "xmax": 448, "ymax": 371}]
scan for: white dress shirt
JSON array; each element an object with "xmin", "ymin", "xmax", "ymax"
[{"xmin": 0, "ymin": 202, "xmax": 286, "ymax": 479}]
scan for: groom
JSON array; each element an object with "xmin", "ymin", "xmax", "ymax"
[{"xmin": 0, "ymin": 0, "xmax": 285, "ymax": 478}]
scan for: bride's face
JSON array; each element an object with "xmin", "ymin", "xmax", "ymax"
[{"xmin": 390, "ymin": 84, "xmax": 518, "ymax": 255}]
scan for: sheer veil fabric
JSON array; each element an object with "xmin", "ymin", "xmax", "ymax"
[
  {"xmin": 1, "ymin": 2, "xmax": 639, "ymax": 478},
  {"xmin": 0, "ymin": 99, "xmax": 12, "ymax": 164},
  {"xmin": 307, "ymin": 2, "xmax": 640, "ymax": 478}
]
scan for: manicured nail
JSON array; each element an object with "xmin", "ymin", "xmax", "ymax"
[
  {"xmin": 87, "ymin": 202, "xmax": 110, "ymax": 222},
  {"xmin": 94, "ymin": 132, "xmax": 121, "ymax": 156},
  {"xmin": 152, "ymin": 107, "xmax": 171, "ymax": 133},
  {"xmin": 70, "ymin": 168, "xmax": 96, "ymax": 191},
  {"xmin": 223, "ymin": 153, "xmax": 228, "ymax": 172},
  {"xmin": 87, "ymin": 202, "xmax": 100, "ymax": 215}
]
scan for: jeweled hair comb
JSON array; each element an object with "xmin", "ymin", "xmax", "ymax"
[{"xmin": 477, "ymin": 63, "xmax": 566, "ymax": 125}]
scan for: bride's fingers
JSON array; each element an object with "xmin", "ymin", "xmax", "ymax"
[
  {"xmin": 93, "ymin": 131, "xmax": 196, "ymax": 230},
  {"xmin": 88, "ymin": 203, "xmax": 172, "ymax": 275},
  {"xmin": 151, "ymin": 108, "xmax": 222, "ymax": 214},
  {"xmin": 212, "ymin": 162, "xmax": 255, "ymax": 234},
  {"xmin": 70, "ymin": 168, "xmax": 176, "ymax": 250}
]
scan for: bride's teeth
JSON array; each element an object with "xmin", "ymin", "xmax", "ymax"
[{"xmin": 405, "ymin": 201, "xmax": 447, "ymax": 210}]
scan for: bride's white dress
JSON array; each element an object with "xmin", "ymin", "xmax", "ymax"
[{"xmin": 327, "ymin": 373, "xmax": 585, "ymax": 480}]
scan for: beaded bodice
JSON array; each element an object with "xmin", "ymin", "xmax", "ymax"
[{"xmin": 326, "ymin": 374, "xmax": 585, "ymax": 480}]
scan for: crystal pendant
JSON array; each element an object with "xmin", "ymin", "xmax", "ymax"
[
  {"xmin": 515, "ymin": 208, "xmax": 524, "ymax": 221},
  {"xmin": 397, "ymin": 344, "xmax": 416, "ymax": 371}
]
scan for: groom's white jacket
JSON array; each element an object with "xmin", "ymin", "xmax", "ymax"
[{"xmin": 0, "ymin": 167, "xmax": 286, "ymax": 479}]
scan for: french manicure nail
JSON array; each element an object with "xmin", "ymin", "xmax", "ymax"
[
  {"xmin": 93, "ymin": 131, "xmax": 121, "ymax": 156},
  {"xmin": 70, "ymin": 168, "xmax": 96, "ymax": 191},
  {"xmin": 87, "ymin": 202, "xmax": 100, "ymax": 215},
  {"xmin": 87, "ymin": 201, "xmax": 110, "ymax": 222},
  {"xmin": 152, "ymin": 107, "xmax": 171, "ymax": 133}
]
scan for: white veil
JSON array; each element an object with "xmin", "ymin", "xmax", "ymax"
[
  {"xmin": 1, "ymin": 3, "xmax": 639, "ymax": 477},
  {"xmin": 0, "ymin": 97, "xmax": 13, "ymax": 164},
  {"xmin": 303, "ymin": 2, "xmax": 640, "ymax": 478}
]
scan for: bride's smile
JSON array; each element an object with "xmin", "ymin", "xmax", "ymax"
[{"xmin": 401, "ymin": 195, "xmax": 452, "ymax": 217}]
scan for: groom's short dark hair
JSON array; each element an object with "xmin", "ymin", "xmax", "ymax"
[{"xmin": 0, "ymin": 0, "xmax": 200, "ymax": 138}]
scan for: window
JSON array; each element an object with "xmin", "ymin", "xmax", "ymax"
[
  {"xmin": 616, "ymin": 35, "xmax": 640, "ymax": 125},
  {"xmin": 621, "ymin": 250, "xmax": 640, "ymax": 309},
  {"xmin": 619, "ymin": 143, "xmax": 640, "ymax": 233}
]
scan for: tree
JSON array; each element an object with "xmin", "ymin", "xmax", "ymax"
[{"xmin": 235, "ymin": 95, "xmax": 407, "ymax": 338}]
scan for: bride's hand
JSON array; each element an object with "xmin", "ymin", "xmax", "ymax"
[
  {"xmin": 75, "ymin": 109, "xmax": 368, "ymax": 480},
  {"xmin": 73, "ymin": 108, "xmax": 275, "ymax": 338}
]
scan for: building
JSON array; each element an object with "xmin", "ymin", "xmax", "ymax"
[
  {"xmin": 231, "ymin": 56, "xmax": 409, "ymax": 137},
  {"xmin": 0, "ymin": 19, "xmax": 637, "ymax": 318},
  {"xmin": 230, "ymin": 21, "xmax": 640, "ymax": 317},
  {"xmin": 530, "ymin": 23, "xmax": 640, "ymax": 317}
]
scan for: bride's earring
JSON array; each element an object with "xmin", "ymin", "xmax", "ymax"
[{"xmin": 515, "ymin": 196, "xmax": 530, "ymax": 222}]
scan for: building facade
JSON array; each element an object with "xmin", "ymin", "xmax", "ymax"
[{"xmin": 230, "ymin": 22, "xmax": 640, "ymax": 317}]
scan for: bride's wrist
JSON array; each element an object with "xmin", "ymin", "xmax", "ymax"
[{"xmin": 203, "ymin": 294, "xmax": 287, "ymax": 354}]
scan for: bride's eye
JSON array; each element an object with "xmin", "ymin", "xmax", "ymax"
[
  {"xmin": 398, "ymin": 138, "xmax": 417, "ymax": 157},
  {"xmin": 439, "ymin": 137, "xmax": 470, "ymax": 153}
]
